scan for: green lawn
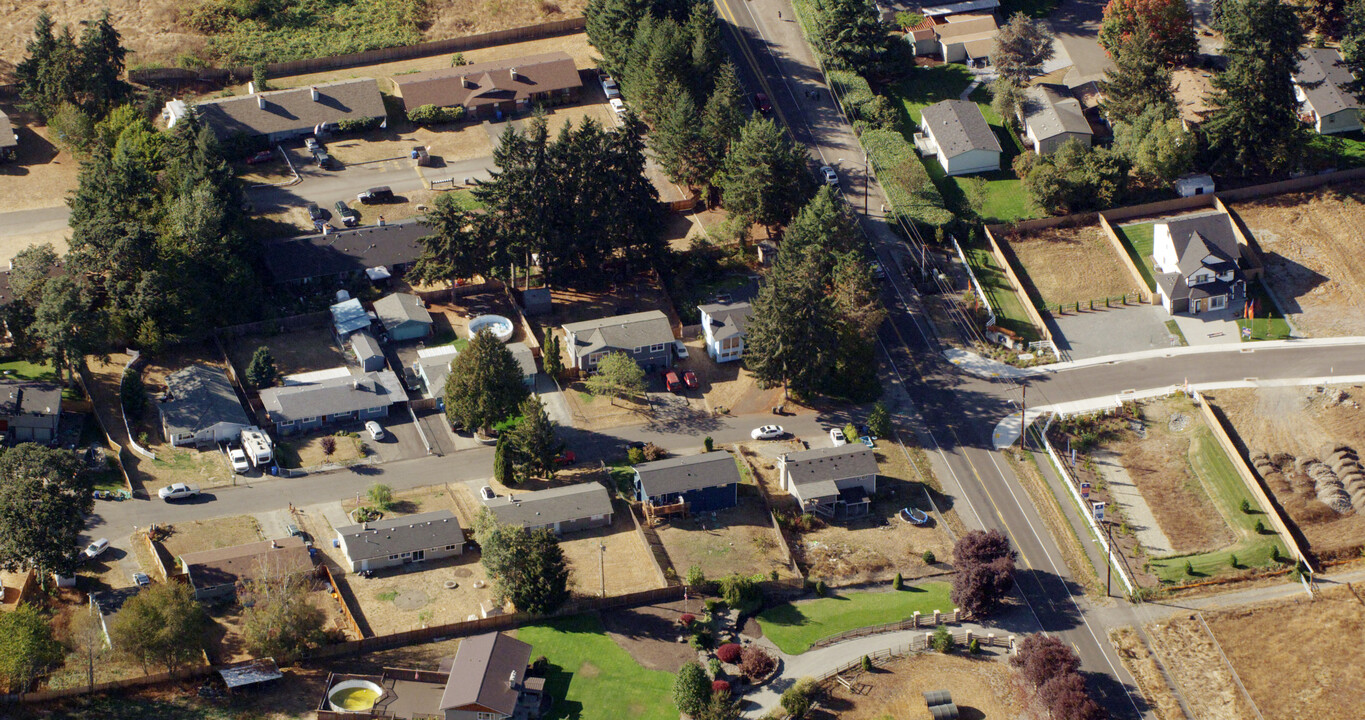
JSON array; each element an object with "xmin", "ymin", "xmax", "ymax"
[
  {"xmin": 889, "ymin": 67, "xmax": 1039, "ymax": 224},
  {"xmin": 1114, "ymin": 222, "xmax": 1157, "ymax": 291},
  {"xmin": 1237, "ymin": 286, "xmax": 1293, "ymax": 341},
  {"xmin": 1307, "ymin": 131, "xmax": 1365, "ymax": 168},
  {"xmin": 1146, "ymin": 427, "xmax": 1288, "ymax": 582},
  {"xmin": 0, "ymin": 359, "xmax": 61, "ymax": 383},
  {"xmin": 518, "ymin": 613, "xmax": 677, "ymax": 720},
  {"xmin": 757, "ymin": 583, "xmax": 953, "ymax": 654},
  {"xmin": 963, "ymin": 244, "xmax": 1041, "ymax": 341}
]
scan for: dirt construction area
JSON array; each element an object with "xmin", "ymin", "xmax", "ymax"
[
  {"xmin": 1142, "ymin": 583, "xmax": 1365, "ymax": 720},
  {"xmin": 1001, "ymin": 223, "xmax": 1141, "ymax": 307},
  {"xmin": 810, "ymin": 653, "xmax": 1029, "ymax": 720},
  {"xmin": 1229, "ymin": 184, "xmax": 1365, "ymax": 336},
  {"xmin": 1205, "ymin": 385, "xmax": 1365, "ymax": 560}
]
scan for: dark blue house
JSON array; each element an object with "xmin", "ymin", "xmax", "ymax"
[{"xmin": 634, "ymin": 452, "xmax": 741, "ymax": 517}]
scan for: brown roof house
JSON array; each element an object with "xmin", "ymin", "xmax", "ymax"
[
  {"xmin": 316, "ymin": 631, "xmax": 547, "ymax": 720},
  {"xmin": 393, "ymin": 52, "xmax": 582, "ymax": 121},
  {"xmin": 932, "ymin": 14, "xmax": 998, "ymax": 64},
  {"xmin": 163, "ymin": 79, "xmax": 386, "ymax": 143},
  {"xmin": 0, "ymin": 109, "xmax": 17, "ymax": 162},
  {"xmin": 179, "ymin": 536, "xmax": 315, "ymax": 600}
]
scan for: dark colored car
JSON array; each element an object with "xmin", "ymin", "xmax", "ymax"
[
  {"xmin": 683, "ymin": 370, "xmax": 699, "ymax": 389},
  {"xmin": 335, "ymin": 201, "xmax": 359, "ymax": 226},
  {"xmin": 306, "ymin": 203, "xmax": 325, "ymax": 222},
  {"xmin": 753, "ymin": 92, "xmax": 772, "ymax": 114},
  {"xmin": 245, "ymin": 150, "xmax": 274, "ymax": 165},
  {"xmin": 358, "ymin": 186, "xmax": 395, "ymax": 204},
  {"xmin": 662, "ymin": 370, "xmax": 683, "ymax": 393}
]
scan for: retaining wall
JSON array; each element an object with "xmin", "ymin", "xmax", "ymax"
[{"xmin": 981, "ymin": 226, "xmax": 1054, "ymax": 344}]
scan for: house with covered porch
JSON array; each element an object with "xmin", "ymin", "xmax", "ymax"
[{"xmin": 778, "ymin": 445, "xmax": 879, "ymax": 519}]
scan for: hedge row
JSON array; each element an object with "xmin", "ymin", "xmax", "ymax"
[
  {"xmin": 828, "ymin": 69, "xmax": 875, "ymax": 120},
  {"xmin": 861, "ymin": 129, "xmax": 955, "ymax": 228},
  {"xmin": 407, "ymin": 103, "xmax": 467, "ymax": 126}
]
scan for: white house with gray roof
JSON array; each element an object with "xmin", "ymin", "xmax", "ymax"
[
  {"xmin": 259, "ymin": 368, "xmax": 404, "ymax": 434},
  {"xmin": 1151, "ymin": 212, "xmax": 1248, "ymax": 316},
  {"xmin": 1019, "ymin": 84, "xmax": 1092, "ymax": 155},
  {"xmin": 919, "ymin": 99, "xmax": 1001, "ymax": 176},
  {"xmin": 334, "ymin": 510, "xmax": 464, "ymax": 572},
  {"xmin": 562, "ymin": 310, "xmax": 675, "ymax": 372},
  {"xmin": 699, "ymin": 301, "xmax": 752, "ymax": 363},
  {"xmin": 160, "ymin": 365, "xmax": 253, "ymax": 447},
  {"xmin": 1293, "ymin": 47, "xmax": 1361, "ymax": 135},
  {"xmin": 778, "ymin": 444, "xmax": 879, "ymax": 519},
  {"xmin": 484, "ymin": 482, "xmax": 614, "ymax": 535}
]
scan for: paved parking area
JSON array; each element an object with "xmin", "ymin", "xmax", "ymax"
[
  {"xmin": 1048, "ymin": 304, "xmax": 1181, "ymax": 360},
  {"xmin": 1169, "ymin": 305, "xmax": 1244, "ymax": 346},
  {"xmin": 366, "ymin": 411, "xmax": 431, "ymax": 463}
]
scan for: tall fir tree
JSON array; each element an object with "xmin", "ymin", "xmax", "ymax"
[
  {"xmin": 505, "ymin": 396, "xmax": 564, "ymax": 482},
  {"xmin": 1101, "ymin": 25, "xmax": 1177, "ymax": 120},
  {"xmin": 743, "ymin": 242, "xmax": 838, "ymax": 397},
  {"xmin": 715, "ymin": 118, "xmax": 816, "ymax": 232},
  {"xmin": 810, "ymin": 0, "xmax": 892, "ymax": 75}
]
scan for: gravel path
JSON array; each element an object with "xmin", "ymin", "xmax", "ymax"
[{"xmin": 1092, "ymin": 449, "xmax": 1175, "ymax": 556}]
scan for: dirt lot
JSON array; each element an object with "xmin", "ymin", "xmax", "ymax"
[
  {"xmin": 0, "ymin": 3, "xmax": 593, "ymax": 77},
  {"xmin": 653, "ymin": 496, "xmax": 800, "ymax": 583},
  {"xmin": 1001, "ymin": 223, "xmax": 1141, "ymax": 307},
  {"xmin": 811, "ymin": 653, "xmax": 1030, "ymax": 720},
  {"xmin": 677, "ymin": 337, "xmax": 787, "ymax": 417},
  {"xmin": 348, "ymin": 553, "xmax": 498, "ymax": 636},
  {"xmin": 206, "ymin": 580, "xmax": 358, "ymax": 663},
  {"xmin": 737, "ymin": 439, "xmax": 955, "ymax": 585},
  {"xmin": 558, "ymin": 512, "xmax": 663, "ymax": 597},
  {"xmin": 156, "ymin": 515, "xmax": 264, "ymax": 561},
  {"xmin": 1145, "ymin": 584, "xmax": 1365, "ymax": 720},
  {"xmin": 600, "ymin": 598, "xmax": 701, "ymax": 673},
  {"xmin": 342, "ymin": 482, "xmax": 462, "ymax": 518},
  {"xmin": 1229, "ymin": 184, "xmax": 1365, "ymax": 336},
  {"xmin": 434, "ymin": 291, "xmax": 530, "ymax": 346},
  {"xmin": 0, "ymin": 103, "xmax": 82, "ymax": 215},
  {"xmin": 1110, "ymin": 626, "xmax": 1188, "ymax": 720},
  {"xmin": 228, "ymin": 327, "xmax": 347, "ymax": 379},
  {"xmin": 1205, "ymin": 385, "xmax": 1365, "ymax": 560},
  {"xmin": 277, "ymin": 430, "xmax": 365, "ymax": 468}
]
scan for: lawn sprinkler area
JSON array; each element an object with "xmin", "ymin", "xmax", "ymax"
[{"xmin": 757, "ymin": 583, "xmax": 953, "ymax": 654}]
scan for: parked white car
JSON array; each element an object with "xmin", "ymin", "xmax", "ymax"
[
  {"xmin": 751, "ymin": 425, "xmax": 785, "ymax": 440},
  {"xmin": 158, "ymin": 483, "xmax": 199, "ymax": 501},
  {"xmin": 675, "ymin": 340, "xmax": 690, "ymax": 359},
  {"xmin": 602, "ymin": 76, "xmax": 621, "ymax": 99},
  {"xmin": 228, "ymin": 447, "xmax": 250, "ymax": 473},
  {"xmin": 829, "ymin": 427, "xmax": 848, "ymax": 447},
  {"xmin": 820, "ymin": 166, "xmax": 839, "ymax": 186},
  {"xmin": 610, "ymin": 98, "xmax": 628, "ymax": 118},
  {"xmin": 366, "ymin": 420, "xmax": 385, "ymax": 440},
  {"xmin": 480, "ymin": 485, "xmax": 496, "ymax": 501},
  {"xmin": 83, "ymin": 538, "xmax": 109, "ymax": 560}
]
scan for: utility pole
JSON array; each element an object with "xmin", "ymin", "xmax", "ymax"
[
  {"xmin": 599, "ymin": 541, "xmax": 606, "ymax": 598},
  {"xmin": 863, "ymin": 154, "xmax": 870, "ymax": 215},
  {"xmin": 1020, "ymin": 382, "xmax": 1027, "ymax": 448}
]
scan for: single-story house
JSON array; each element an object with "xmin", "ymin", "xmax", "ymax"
[
  {"xmin": 0, "ymin": 109, "xmax": 17, "ymax": 162},
  {"xmin": 918, "ymin": 99, "xmax": 1001, "ymax": 176},
  {"xmin": 932, "ymin": 14, "xmax": 997, "ymax": 64},
  {"xmin": 160, "ymin": 364, "xmax": 252, "ymax": 447},
  {"xmin": 633, "ymin": 452, "xmax": 741, "ymax": 515},
  {"xmin": 1151, "ymin": 212, "xmax": 1248, "ymax": 316},
  {"xmin": 164, "ymin": 79, "xmax": 386, "ymax": 143},
  {"xmin": 318, "ymin": 632, "xmax": 546, "ymax": 720},
  {"xmin": 393, "ymin": 52, "xmax": 583, "ymax": 120},
  {"xmin": 698, "ymin": 301, "xmax": 752, "ymax": 363},
  {"xmin": 265, "ymin": 220, "xmax": 431, "ymax": 285},
  {"xmin": 484, "ymin": 482, "xmax": 614, "ymax": 535},
  {"xmin": 179, "ymin": 536, "xmax": 315, "ymax": 600},
  {"xmin": 919, "ymin": 0, "xmax": 1000, "ymax": 16},
  {"xmin": 778, "ymin": 444, "xmax": 879, "ymax": 519},
  {"xmin": 0, "ymin": 381, "xmax": 61, "ymax": 444},
  {"xmin": 350, "ymin": 331, "xmax": 385, "ymax": 372},
  {"xmin": 1292, "ymin": 47, "xmax": 1362, "ymax": 135},
  {"xmin": 1018, "ymin": 84, "xmax": 1093, "ymax": 155},
  {"xmin": 259, "ymin": 369, "xmax": 404, "ymax": 434},
  {"xmin": 562, "ymin": 310, "xmax": 676, "ymax": 372},
  {"xmin": 331, "ymin": 297, "xmax": 373, "ymax": 339},
  {"xmin": 334, "ymin": 510, "xmax": 464, "ymax": 573},
  {"xmin": 413, "ymin": 345, "xmax": 459, "ymax": 399},
  {"xmin": 373, "ymin": 293, "xmax": 433, "ymax": 341}
]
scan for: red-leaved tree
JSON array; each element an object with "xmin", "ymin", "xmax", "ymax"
[
  {"xmin": 1039, "ymin": 673, "xmax": 1108, "ymax": 720},
  {"xmin": 1011, "ymin": 634, "xmax": 1082, "ymax": 687},
  {"xmin": 949, "ymin": 530, "xmax": 1017, "ymax": 617},
  {"xmin": 739, "ymin": 645, "xmax": 776, "ymax": 679},
  {"xmin": 1099, "ymin": 0, "xmax": 1197, "ymax": 65}
]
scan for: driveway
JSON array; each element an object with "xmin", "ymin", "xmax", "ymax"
[
  {"xmin": 1168, "ymin": 305, "xmax": 1244, "ymax": 346},
  {"xmin": 1046, "ymin": 0, "xmax": 1115, "ymax": 87},
  {"xmin": 1048, "ymin": 304, "xmax": 1181, "ymax": 360},
  {"xmin": 365, "ymin": 410, "xmax": 430, "ymax": 463}
]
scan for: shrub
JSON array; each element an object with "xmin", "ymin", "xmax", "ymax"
[
  {"xmin": 530, "ymin": 656, "xmax": 548, "ymax": 675},
  {"xmin": 931, "ymin": 625, "xmax": 955, "ymax": 653},
  {"xmin": 780, "ymin": 678, "xmax": 816, "ymax": 718},
  {"xmin": 120, "ymin": 368, "xmax": 147, "ymax": 422},
  {"xmin": 709, "ymin": 657, "xmax": 721, "ymax": 676},
  {"xmin": 895, "ymin": 10, "xmax": 926, "ymax": 28},
  {"xmin": 718, "ymin": 574, "xmax": 764, "ymax": 615},
  {"xmin": 687, "ymin": 565, "xmax": 708, "ymax": 588},
  {"xmin": 321, "ymin": 436, "xmax": 337, "ymax": 456},
  {"xmin": 704, "ymin": 436, "xmax": 714, "ymax": 452},
  {"xmin": 1229, "ymin": 553, "xmax": 1239, "ymax": 569},
  {"xmin": 690, "ymin": 627, "xmax": 714, "ymax": 650},
  {"xmin": 969, "ymin": 638, "xmax": 981, "ymax": 654},
  {"xmin": 860, "ymin": 128, "xmax": 954, "ymax": 228},
  {"xmin": 627, "ymin": 447, "xmax": 645, "ymax": 465},
  {"xmin": 814, "ymin": 580, "xmax": 827, "ymax": 597},
  {"xmin": 642, "ymin": 442, "xmax": 667, "ymax": 461},
  {"xmin": 716, "ymin": 643, "xmax": 742, "ymax": 664},
  {"xmin": 892, "ymin": 573, "xmax": 903, "ymax": 590},
  {"xmin": 680, "ymin": 613, "xmax": 697, "ymax": 627},
  {"xmin": 1240, "ymin": 498, "xmax": 1251, "ymax": 514},
  {"xmin": 922, "ymin": 550, "xmax": 936, "ymax": 564},
  {"xmin": 704, "ymin": 598, "xmax": 719, "ymax": 614},
  {"xmin": 407, "ymin": 103, "xmax": 466, "ymax": 126},
  {"xmin": 740, "ymin": 646, "xmax": 776, "ymax": 679},
  {"xmin": 861, "ymin": 655, "xmax": 873, "ymax": 671},
  {"xmin": 711, "ymin": 679, "xmax": 731, "ymax": 696},
  {"xmin": 1184, "ymin": 560, "xmax": 1195, "ymax": 577},
  {"xmin": 844, "ymin": 423, "xmax": 860, "ymax": 446},
  {"xmin": 336, "ymin": 116, "xmax": 383, "ymax": 133},
  {"xmin": 1254, "ymin": 519, "xmax": 1267, "ymax": 534},
  {"xmin": 451, "ymin": 52, "xmax": 469, "ymax": 66}
]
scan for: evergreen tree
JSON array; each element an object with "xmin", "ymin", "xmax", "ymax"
[
  {"xmin": 1203, "ymin": 0, "xmax": 1306, "ymax": 178},
  {"xmin": 246, "ymin": 346, "xmax": 278, "ymax": 389},
  {"xmin": 77, "ymin": 9, "xmax": 131, "ymax": 116},
  {"xmin": 1306, "ymin": 0, "xmax": 1345, "ymax": 37},
  {"xmin": 543, "ymin": 334, "xmax": 564, "ymax": 379},
  {"xmin": 673, "ymin": 661, "xmax": 712, "ymax": 717},
  {"xmin": 1099, "ymin": 0, "xmax": 1197, "ymax": 65},
  {"xmin": 31, "ymin": 276, "xmax": 102, "ymax": 386},
  {"xmin": 652, "ymin": 83, "xmax": 707, "ymax": 188},
  {"xmin": 810, "ymin": 0, "xmax": 892, "ymax": 75},
  {"xmin": 687, "ymin": 1, "xmax": 724, "ymax": 96},
  {"xmin": 991, "ymin": 77, "xmax": 1027, "ymax": 131},
  {"xmin": 412, "ymin": 193, "xmax": 494, "ymax": 286},
  {"xmin": 585, "ymin": 0, "xmax": 656, "ymax": 75},
  {"xmin": 1101, "ymin": 25, "xmax": 1177, "ymax": 120},
  {"xmin": 474, "ymin": 511, "xmax": 571, "ymax": 614},
  {"xmin": 744, "ymin": 243, "xmax": 838, "ymax": 397},
  {"xmin": 700, "ymin": 64, "xmax": 748, "ymax": 185},
  {"xmin": 1341, "ymin": 0, "xmax": 1365, "ymax": 86},
  {"xmin": 783, "ymin": 186, "xmax": 860, "ymax": 261},
  {"xmin": 716, "ymin": 118, "xmax": 815, "ymax": 233},
  {"xmin": 505, "ymin": 395, "xmax": 563, "ymax": 482},
  {"xmin": 993, "ymin": 14, "xmax": 1056, "ymax": 85},
  {"xmin": 445, "ymin": 329, "xmax": 532, "ymax": 434}
]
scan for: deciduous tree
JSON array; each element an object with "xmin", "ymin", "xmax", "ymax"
[
  {"xmin": 445, "ymin": 329, "xmax": 531, "ymax": 434},
  {"xmin": 0, "ymin": 445, "xmax": 92, "ymax": 580},
  {"xmin": 1099, "ymin": 0, "xmax": 1197, "ymax": 65},
  {"xmin": 111, "ymin": 582, "xmax": 208, "ymax": 673},
  {"xmin": 1011, "ymin": 634, "xmax": 1081, "ymax": 686},
  {"xmin": 239, "ymin": 572, "xmax": 328, "ymax": 664},
  {"xmin": 0, "ymin": 604, "xmax": 62, "ymax": 693},
  {"xmin": 949, "ymin": 530, "xmax": 1017, "ymax": 617},
  {"xmin": 585, "ymin": 352, "xmax": 648, "ymax": 404},
  {"xmin": 673, "ymin": 660, "xmax": 711, "ymax": 717},
  {"xmin": 1112, "ymin": 105, "xmax": 1196, "ymax": 182},
  {"xmin": 474, "ymin": 510, "xmax": 571, "ymax": 614},
  {"xmin": 1013, "ymin": 140, "xmax": 1130, "ymax": 214},
  {"xmin": 993, "ymin": 14, "xmax": 1056, "ymax": 85}
]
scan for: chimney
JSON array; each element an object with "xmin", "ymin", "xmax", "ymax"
[
  {"xmin": 310, "ymin": 86, "xmax": 320, "ymax": 101},
  {"xmin": 508, "ymin": 671, "xmax": 518, "ymax": 689},
  {"xmin": 257, "ymin": 95, "xmax": 266, "ymax": 109},
  {"xmin": 271, "ymin": 540, "xmax": 278, "ymax": 549},
  {"xmin": 509, "ymin": 67, "xmax": 518, "ymax": 81},
  {"xmin": 461, "ymin": 75, "xmax": 472, "ymax": 88},
  {"xmin": 247, "ymin": 81, "xmax": 255, "ymax": 95}
]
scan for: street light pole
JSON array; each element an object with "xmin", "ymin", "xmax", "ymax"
[{"xmin": 864, "ymin": 154, "xmax": 870, "ymax": 215}]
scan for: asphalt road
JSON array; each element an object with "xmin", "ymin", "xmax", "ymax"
[{"xmin": 0, "ymin": 204, "xmax": 71, "ymax": 238}]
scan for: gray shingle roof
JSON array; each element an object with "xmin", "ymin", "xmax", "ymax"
[
  {"xmin": 698, "ymin": 302, "xmax": 753, "ymax": 341},
  {"xmin": 265, "ymin": 220, "xmax": 432, "ymax": 284},
  {"xmin": 1160, "ymin": 212, "xmax": 1240, "ymax": 277},
  {"xmin": 921, "ymin": 100, "xmax": 1002, "ymax": 158},
  {"xmin": 373, "ymin": 293, "xmax": 433, "ymax": 332},
  {"xmin": 0, "ymin": 382, "xmax": 61, "ymax": 419},
  {"xmin": 259, "ymin": 369, "xmax": 403, "ymax": 423},
  {"xmin": 192, "ymin": 79, "xmax": 386, "ymax": 140},
  {"xmin": 508, "ymin": 342, "xmax": 537, "ymax": 377},
  {"xmin": 0, "ymin": 110, "xmax": 16, "ymax": 150},
  {"xmin": 394, "ymin": 52, "xmax": 583, "ymax": 112},
  {"xmin": 160, "ymin": 365, "xmax": 251, "ymax": 437},
  {"xmin": 563, "ymin": 310, "xmax": 674, "ymax": 358},
  {"xmin": 335, "ymin": 510, "xmax": 463, "ymax": 562},
  {"xmin": 350, "ymin": 331, "xmax": 383, "ymax": 365},
  {"xmin": 438, "ymin": 632, "xmax": 531, "ymax": 715},
  {"xmin": 485, "ymin": 482, "xmax": 613, "ymax": 529},
  {"xmin": 1294, "ymin": 47, "xmax": 1360, "ymax": 118},
  {"xmin": 781, "ymin": 445, "xmax": 879, "ymax": 487},
  {"xmin": 634, "ymin": 452, "xmax": 742, "ymax": 497},
  {"xmin": 1021, "ymin": 84, "xmax": 1092, "ymax": 140}
]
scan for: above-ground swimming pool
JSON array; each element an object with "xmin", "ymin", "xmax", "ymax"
[
  {"xmin": 329, "ymin": 679, "xmax": 384, "ymax": 712},
  {"xmin": 468, "ymin": 314, "xmax": 514, "ymax": 342}
]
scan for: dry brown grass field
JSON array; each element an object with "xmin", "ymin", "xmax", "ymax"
[
  {"xmin": 1002, "ymin": 223, "xmax": 1139, "ymax": 307},
  {"xmin": 810, "ymin": 653, "xmax": 1031, "ymax": 720}
]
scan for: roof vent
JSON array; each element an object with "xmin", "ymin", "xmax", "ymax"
[
  {"xmin": 257, "ymin": 95, "xmax": 266, "ymax": 110},
  {"xmin": 509, "ymin": 671, "xmax": 518, "ymax": 688},
  {"xmin": 310, "ymin": 86, "xmax": 320, "ymax": 102},
  {"xmin": 462, "ymin": 75, "xmax": 473, "ymax": 88}
]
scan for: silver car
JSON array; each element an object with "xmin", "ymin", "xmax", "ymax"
[{"xmin": 751, "ymin": 425, "xmax": 786, "ymax": 440}]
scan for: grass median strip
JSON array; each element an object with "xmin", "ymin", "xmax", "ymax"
[{"xmin": 757, "ymin": 583, "xmax": 953, "ymax": 654}]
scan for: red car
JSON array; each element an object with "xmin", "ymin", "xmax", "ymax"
[
  {"xmin": 554, "ymin": 450, "xmax": 577, "ymax": 466},
  {"xmin": 244, "ymin": 150, "xmax": 274, "ymax": 165},
  {"xmin": 683, "ymin": 370, "xmax": 699, "ymax": 389},
  {"xmin": 662, "ymin": 370, "xmax": 683, "ymax": 393}
]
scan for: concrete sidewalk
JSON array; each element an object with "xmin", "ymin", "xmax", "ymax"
[{"xmin": 1039, "ymin": 336, "xmax": 1365, "ymax": 375}]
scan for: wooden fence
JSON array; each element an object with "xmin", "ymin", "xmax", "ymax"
[
  {"xmin": 413, "ymin": 279, "xmax": 506, "ymax": 304},
  {"xmin": 129, "ymin": 18, "xmax": 587, "ymax": 85},
  {"xmin": 1096, "ymin": 213, "xmax": 1156, "ymax": 302},
  {"xmin": 626, "ymin": 501, "xmax": 674, "ymax": 588},
  {"xmin": 319, "ymin": 565, "xmax": 366, "ymax": 639},
  {"xmin": 3, "ymin": 666, "xmax": 214, "ymax": 704},
  {"xmin": 807, "ymin": 608, "xmax": 963, "ymax": 651},
  {"xmin": 811, "ymin": 628, "xmax": 1012, "ymax": 688},
  {"xmin": 214, "ymin": 311, "xmax": 331, "ymax": 340},
  {"xmin": 74, "ymin": 366, "xmax": 136, "ymax": 495},
  {"xmin": 1193, "ymin": 392, "xmax": 1316, "ymax": 573},
  {"xmin": 981, "ymin": 226, "xmax": 1054, "ymax": 344}
]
